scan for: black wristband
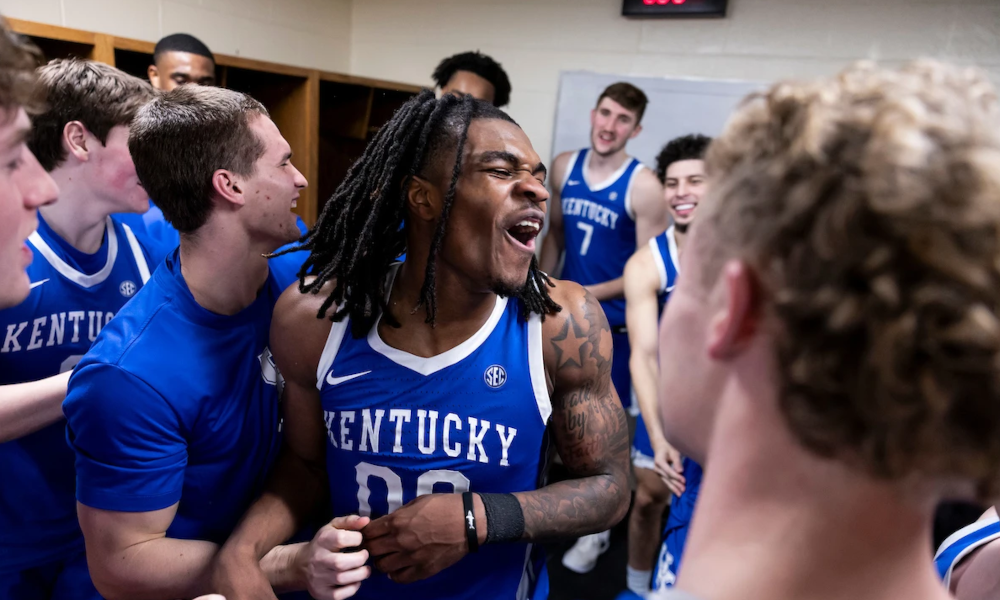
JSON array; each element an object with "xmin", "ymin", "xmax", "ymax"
[
  {"xmin": 480, "ymin": 492, "xmax": 525, "ymax": 544},
  {"xmin": 462, "ymin": 492, "xmax": 479, "ymax": 553}
]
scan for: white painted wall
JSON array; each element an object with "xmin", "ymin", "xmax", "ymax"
[
  {"xmin": 0, "ymin": 0, "xmax": 353, "ymax": 72},
  {"xmin": 349, "ymin": 0, "xmax": 1000, "ymax": 163},
  {"xmin": 4, "ymin": 0, "xmax": 999, "ymax": 164}
]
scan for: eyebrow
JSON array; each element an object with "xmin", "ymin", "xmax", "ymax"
[
  {"xmin": 477, "ymin": 150, "xmax": 547, "ymax": 177},
  {"xmin": 281, "ymin": 151, "xmax": 293, "ymax": 163},
  {"xmin": 3, "ymin": 125, "xmax": 29, "ymax": 153}
]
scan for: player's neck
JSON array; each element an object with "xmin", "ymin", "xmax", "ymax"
[
  {"xmin": 40, "ymin": 170, "xmax": 113, "ymax": 254},
  {"xmin": 678, "ymin": 350, "xmax": 949, "ymax": 600},
  {"xmin": 672, "ymin": 225, "xmax": 686, "ymax": 255},
  {"xmin": 177, "ymin": 212, "xmax": 271, "ymax": 316},
  {"xmin": 585, "ymin": 146, "xmax": 629, "ymax": 180},
  {"xmin": 383, "ymin": 256, "xmax": 499, "ymax": 358}
]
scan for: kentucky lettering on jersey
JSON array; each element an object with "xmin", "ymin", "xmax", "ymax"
[
  {"xmin": 322, "ymin": 409, "xmax": 518, "ymax": 466},
  {"xmin": 559, "ymin": 148, "xmax": 645, "ymax": 326},
  {"xmin": 0, "ymin": 215, "xmax": 162, "ymax": 572},
  {"xmin": 316, "ymin": 265, "xmax": 549, "ymax": 600}
]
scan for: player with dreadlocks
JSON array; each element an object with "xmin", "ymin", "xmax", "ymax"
[{"xmin": 213, "ymin": 90, "xmax": 631, "ymax": 600}]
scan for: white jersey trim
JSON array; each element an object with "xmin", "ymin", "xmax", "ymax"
[
  {"xmin": 666, "ymin": 224, "xmax": 681, "ymax": 291},
  {"xmin": 528, "ymin": 312, "xmax": 552, "ymax": 425},
  {"xmin": 369, "ymin": 293, "xmax": 508, "ymax": 377},
  {"xmin": 559, "ymin": 150, "xmax": 580, "ymax": 196},
  {"xmin": 121, "ymin": 224, "xmax": 152, "ymax": 284},
  {"xmin": 623, "ymin": 162, "xmax": 644, "ymax": 221},
  {"xmin": 515, "ymin": 543, "xmax": 534, "ymax": 600},
  {"xmin": 584, "ymin": 151, "xmax": 635, "ymax": 192},
  {"xmin": 316, "ymin": 316, "xmax": 351, "ymax": 390},
  {"xmin": 935, "ymin": 512, "xmax": 1000, "ymax": 588},
  {"xmin": 27, "ymin": 216, "xmax": 119, "ymax": 288},
  {"xmin": 650, "ymin": 235, "xmax": 668, "ymax": 294}
]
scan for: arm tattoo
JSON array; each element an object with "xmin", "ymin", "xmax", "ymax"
[{"xmin": 515, "ymin": 292, "xmax": 631, "ymax": 542}]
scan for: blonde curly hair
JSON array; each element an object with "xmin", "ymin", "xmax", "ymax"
[{"xmin": 699, "ymin": 60, "xmax": 1000, "ymax": 499}]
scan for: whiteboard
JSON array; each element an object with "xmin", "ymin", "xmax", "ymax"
[{"xmin": 551, "ymin": 71, "xmax": 764, "ymax": 169}]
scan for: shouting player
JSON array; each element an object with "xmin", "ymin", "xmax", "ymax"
[
  {"xmin": 0, "ymin": 59, "xmax": 161, "ymax": 600},
  {"xmin": 622, "ymin": 134, "xmax": 711, "ymax": 598},
  {"xmin": 212, "ymin": 91, "xmax": 632, "ymax": 600},
  {"xmin": 540, "ymin": 81, "xmax": 666, "ymax": 573},
  {"xmin": 657, "ymin": 61, "xmax": 1000, "ymax": 600}
]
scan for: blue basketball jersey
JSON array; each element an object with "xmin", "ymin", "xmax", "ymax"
[
  {"xmin": 559, "ymin": 149, "xmax": 644, "ymax": 326},
  {"xmin": 652, "ymin": 458, "xmax": 703, "ymax": 592},
  {"xmin": 317, "ymin": 266, "xmax": 550, "ymax": 600},
  {"xmin": 63, "ymin": 249, "xmax": 284, "ymax": 544},
  {"xmin": 934, "ymin": 512, "xmax": 1000, "ymax": 588},
  {"xmin": 0, "ymin": 215, "xmax": 163, "ymax": 572}
]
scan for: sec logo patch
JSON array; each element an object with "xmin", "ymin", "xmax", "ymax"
[{"xmin": 484, "ymin": 364, "xmax": 507, "ymax": 389}]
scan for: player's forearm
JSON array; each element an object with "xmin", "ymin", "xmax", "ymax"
[
  {"xmin": 539, "ymin": 231, "xmax": 563, "ymax": 275},
  {"xmin": 514, "ymin": 471, "xmax": 630, "ymax": 542},
  {"xmin": 89, "ymin": 536, "xmax": 218, "ymax": 600},
  {"xmin": 585, "ymin": 277, "xmax": 624, "ymax": 302},
  {"xmin": 219, "ymin": 447, "xmax": 326, "ymax": 563},
  {"xmin": 0, "ymin": 371, "xmax": 70, "ymax": 442},
  {"xmin": 629, "ymin": 352, "xmax": 665, "ymax": 444}
]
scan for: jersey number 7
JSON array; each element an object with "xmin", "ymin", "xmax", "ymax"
[{"xmin": 576, "ymin": 222, "xmax": 594, "ymax": 256}]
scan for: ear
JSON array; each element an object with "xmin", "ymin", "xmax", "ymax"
[
  {"xmin": 405, "ymin": 175, "xmax": 441, "ymax": 222},
  {"xmin": 147, "ymin": 64, "xmax": 159, "ymax": 89},
  {"xmin": 630, "ymin": 123, "xmax": 644, "ymax": 140},
  {"xmin": 62, "ymin": 121, "xmax": 90, "ymax": 162},
  {"xmin": 707, "ymin": 260, "xmax": 759, "ymax": 360},
  {"xmin": 210, "ymin": 169, "xmax": 246, "ymax": 208}
]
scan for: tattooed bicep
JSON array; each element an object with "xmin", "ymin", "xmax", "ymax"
[
  {"xmin": 547, "ymin": 289, "xmax": 614, "ymax": 390},
  {"xmin": 546, "ymin": 288, "xmax": 628, "ymax": 475}
]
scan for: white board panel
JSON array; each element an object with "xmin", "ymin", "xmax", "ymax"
[{"xmin": 551, "ymin": 71, "xmax": 763, "ymax": 169}]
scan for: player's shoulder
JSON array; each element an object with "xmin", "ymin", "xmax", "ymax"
[
  {"xmin": 272, "ymin": 277, "xmax": 339, "ymax": 375},
  {"xmin": 551, "ymin": 151, "xmax": 578, "ymax": 176},
  {"xmin": 541, "ymin": 277, "xmax": 609, "ymax": 333},
  {"xmin": 625, "ymin": 242, "xmax": 657, "ymax": 282},
  {"xmin": 631, "ymin": 163, "xmax": 663, "ymax": 190}
]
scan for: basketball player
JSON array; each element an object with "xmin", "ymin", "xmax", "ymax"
[
  {"xmin": 656, "ymin": 60, "xmax": 1000, "ymax": 600},
  {"xmin": 934, "ymin": 504, "xmax": 1000, "ymax": 599},
  {"xmin": 129, "ymin": 31, "xmax": 309, "ymax": 285},
  {"xmin": 433, "ymin": 50, "xmax": 511, "ymax": 106},
  {"xmin": 61, "ymin": 86, "xmax": 357, "ymax": 600},
  {"xmin": 211, "ymin": 91, "xmax": 631, "ymax": 600},
  {"xmin": 622, "ymin": 134, "xmax": 710, "ymax": 598},
  {"xmin": 148, "ymin": 33, "xmax": 216, "ymax": 92},
  {"xmin": 0, "ymin": 20, "xmax": 58, "ymax": 310},
  {"xmin": 539, "ymin": 81, "xmax": 666, "ymax": 574},
  {"xmin": 0, "ymin": 59, "xmax": 162, "ymax": 600}
]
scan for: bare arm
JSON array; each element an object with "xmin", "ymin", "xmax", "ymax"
[
  {"xmin": 631, "ymin": 168, "xmax": 668, "ymax": 249},
  {"xmin": 79, "ymin": 503, "xmax": 306, "ymax": 600},
  {"xmin": 625, "ymin": 249, "xmax": 685, "ymax": 493},
  {"xmin": 624, "ymin": 248, "xmax": 664, "ymax": 445},
  {"xmin": 0, "ymin": 371, "xmax": 70, "ymax": 442},
  {"xmin": 517, "ymin": 282, "xmax": 631, "ymax": 541},
  {"xmin": 951, "ymin": 506, "xmax": 1000, "ymax": 599},
  {"xmin": 539, "ymin": 152, "xmax": 571, "ymax": 275}
]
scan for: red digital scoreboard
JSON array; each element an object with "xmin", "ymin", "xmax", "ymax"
[{"xmin": 622, "ymin": 0, "xmax": 728, "ymax": 18}]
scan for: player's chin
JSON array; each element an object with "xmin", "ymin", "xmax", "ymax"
[{"xmin": 0, "ymin": 270, "xmax": 30, "ymax": 309}]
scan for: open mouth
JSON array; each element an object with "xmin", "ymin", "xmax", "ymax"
[
  {"xmin": 506, "ymin": 219, "xmax": 542, "ymax": 252},
  {"xmin": 673, "ymin": 202, "xmax": 696, "ymax": 217}
]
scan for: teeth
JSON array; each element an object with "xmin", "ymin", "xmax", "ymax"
[
  {"xmin": 674, "ymin": 203, "xmax": 695, "ymax": 211},
  {"xmin": 515, "ymin": 220, "xmax": 540, "ymax": 231}
]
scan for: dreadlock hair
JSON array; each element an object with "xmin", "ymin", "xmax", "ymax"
[
  {"xmin": 282, "ymin": 90, "xmax": 560, "ymax": 337},
  {"xmin": 654, "ymin": 133, "xmax": 712, "ymax": 184},
  {"xmin": 432, "ymin": 51, "xmax": 512, "ymax": 107}
]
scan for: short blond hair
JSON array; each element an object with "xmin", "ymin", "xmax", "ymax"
[{"xmin": 699, "ymin": 60, "xmax": 1000, "ymax": 499}]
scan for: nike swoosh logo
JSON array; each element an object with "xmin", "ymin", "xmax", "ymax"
[
  {"xmin": 326, "ymin": 370, "xmax": 371, "ymax": 386},
  {"xmin": 29, "ymin": 279, "xmax": 49, "ymax": 289}
]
